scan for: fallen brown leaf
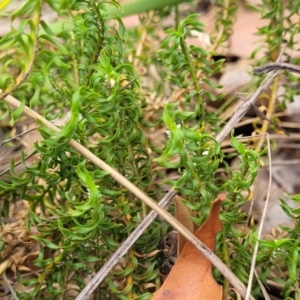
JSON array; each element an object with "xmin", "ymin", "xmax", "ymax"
[
  {"xmin": 152, "ymin": 194, "xmax": 225, "ymax": 300},
  {"xmin": 174, "ymin": 195, "xmax": 198, "ymax": 254}
]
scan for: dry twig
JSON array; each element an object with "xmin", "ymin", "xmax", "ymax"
[
  {"xmin": 254, "ymin": 62, "xmax": 300, "ymax": 74},
  {"xmin": 2, "ymin": 272, "xmax": 19, "ymax": 300},
  {"xmin": 245, "ymin": 133, "xmax": 272, "ymax": 300}
]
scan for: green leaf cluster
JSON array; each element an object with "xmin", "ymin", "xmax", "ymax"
[{"xmin": 1, "ymin": 0, "xmax": 300, "ymax": 299}]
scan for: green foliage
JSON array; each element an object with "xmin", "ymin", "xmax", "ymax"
[
  {"xmin": 250, "ymin": 1, "xmax": 300, "ymax": 107},
  {"xmin": 213, "ymin": 0, "xmax": 238, "ymax": 50},
  {"xmin": 159, "ymin": 13, "xmax": 224, "ymax": 125},
  {"xmin": 0, "ymin": 0, "xmax": 300, "ymax": 299},
  {"xmin": 1, "ymin": 1, "xmax": 157, "ymax": 299}
]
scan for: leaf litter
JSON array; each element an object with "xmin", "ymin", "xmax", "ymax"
[{"xmin": 152, "ymin": 194, "xmax": 225, "ymax": 300}]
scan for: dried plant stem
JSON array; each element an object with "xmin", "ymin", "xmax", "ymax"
[
  {"xmin": 255, "ymin": 77, "xmax": 279, "ymax": 151},
  {"xmin": 253, "ymin": 62, "xmax": 300, "ymax": 74},
  {"xmin": 0, "ymin": 126, "xmax": 39, "ymax": 149},
  {"xmin": 246, "ymin": 133, "xmax": 272, "ymax": 300},
  {"xmin": 254, "ymin": 269, "xmax": 271, "ymax": 300},
  {"xmin": 215, "ymin": 69, "xmax": 279, "ymax": 143},
  {"xmin": 0, "ymin": 150, "xmax": 37, "ymax": 178},
  {"xmin": 2, "ymin": 272, "xmax": 19, "ymax": 300}
]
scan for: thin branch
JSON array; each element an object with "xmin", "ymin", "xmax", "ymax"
[
  {"xmin": 254, "ymin": 269, "xmax": 272, "ymax": 300},
  {"xmin": 245, "ymin": 133, "xmax": 272, "ymax": 300},
  {"xmin": 215, "ymin": 69, "xmax": 279, "ymax": 143},
  {"xmin": 237, "ymin": 94, "xmax": 288, "ymax": 136},
  {"xmin": 119, "ymin": 76, "xmax": 137, "ymax": 91},
  {"xmin": 2, "ymin": 272, "xmax": 19, "ymax": 300},
  {"xmin": 253, "ymin": 62, "xmax": 300, "ymax": 74},
  {"xmin": 0, "ymin": 126, "xmax": 39, "ymax": 150},
  {"xmin": 0, "ymin": 150, "xmax": 37, "ymax": 177}
]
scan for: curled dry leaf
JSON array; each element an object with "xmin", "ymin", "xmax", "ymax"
[{"xmin": 152, "ymin": 194, "xmax": 225, "ymax": 300}]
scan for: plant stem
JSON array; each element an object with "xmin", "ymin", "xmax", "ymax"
[
  {"xmin": 179, "ymin": 36, "xmax": 204, "ymax": 125},
  {"xmin": 255, "ymin": 76, "xmax": 278, "ymax": 152},
  {"xmin": 211, "ymin": 0, "xmax": 229, "ymax": 52},
  {"xmin": 0, "ymin": 1, "xmax": 40, "ymax": 100},
  {"xmin": 221, "ymin": 232, "xmax": 230, "ymax": 300},
  {"xmin": 85, "ymin": 2, "xmax": 105, "ymax": 86},
  {"xmin": 175, "ymin": 5, "xmax": 180, "ymax": 29}
]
